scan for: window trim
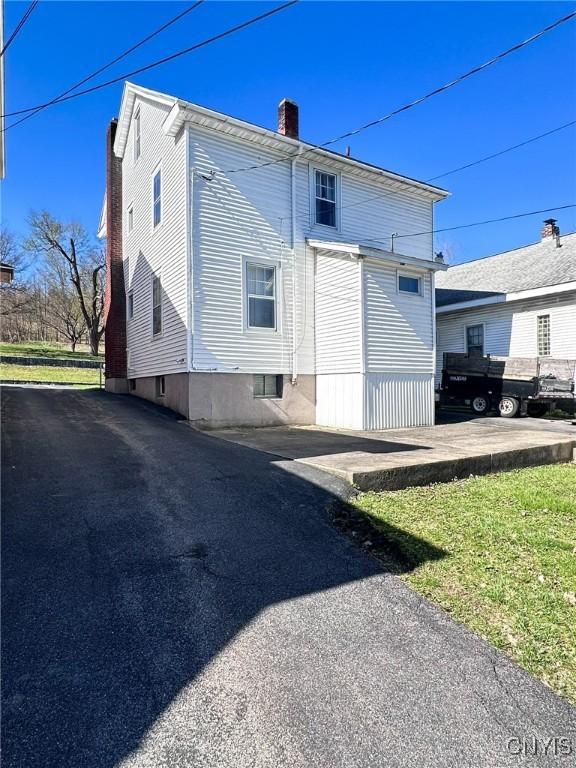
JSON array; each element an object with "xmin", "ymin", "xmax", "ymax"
[
  {"xmin": 464, "ymin": 322, "xmax": 485, "ymax": 356},
  {"xmin": 310, "ymin": 165, "xmax": 341, "ymax": 231},
  {"xmin": 244, "ymin": 259, "xmax": 279, "ymax": 332},
  {"xmin": 151, "ymin": 273, "xmax": 162, "ymax": 337},
  {"xmin": 133, "ymin": 107, "xmax": 141, "ymax": 163},
  {"xmin": 397, "ymin": 270, "xmax": 423, "ymax": 297},
  {"xmin": 537, "ymin": 314, "xmax": 551, "ymax": 357},
  {"xmin": 151, "ymin": 163, "xmax": 162, "ymax": 231}
]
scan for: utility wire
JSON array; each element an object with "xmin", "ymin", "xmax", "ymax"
[
  {"xmin": 428, "ymin": 119, "xmax": 576, "ymax": 181},
  {"xmin": 361, "ymin": 204, "xmax": 576, "ymax": 245},
  {"xmin": 281, "ymin": 118, "xmax": 576, "ymax": 225},
  {"xmin": 224, "ymin": 9, "xmax": 576, "ymax": 174},
  {"xmin": 0, "ymin": 1, "xmax": 299, "ymax": 121},
  {"xmin": 0, "ymin": 0, "xmax": 39, "ymax": 58},
  {"xmin": 5, "ymin": 1, "xmax": 205, "ymax": 131}
]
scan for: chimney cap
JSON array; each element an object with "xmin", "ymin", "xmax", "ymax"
[{"xmin": 543, "ymin": 218, "xmax": 557, "ymax": 225}]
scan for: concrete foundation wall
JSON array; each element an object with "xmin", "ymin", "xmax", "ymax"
[
  {"xmin": 129, "ymin": 373, "xmax": 190, "ymax": 418},
  {"xmin": 128, "ymin": 372, "xmax": 316, "ymax": 427},
  {"xmin": 188, "ymin": 373, "xmax": 315, "ymax": 429}
]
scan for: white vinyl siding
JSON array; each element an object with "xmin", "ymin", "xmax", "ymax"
[
  {"xmin": 123, "ymin": 96, "xmax": 188, "ymax": 378},
  {"xmin": 436, "ymin": 293, "xmax": 576, "ymax": 385},
  {"xmin": 364, "ymin": 260, "xmax": 434, "ymax": 374}
]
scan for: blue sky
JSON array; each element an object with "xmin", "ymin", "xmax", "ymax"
[{"xmin": 2, "ymin": 0, "xmax": 575, "ymax": 263}]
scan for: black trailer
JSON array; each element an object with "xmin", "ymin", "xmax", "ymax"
[{"xmin": 439, "ymin": 353, "xmax": 576, "ymax": 417}]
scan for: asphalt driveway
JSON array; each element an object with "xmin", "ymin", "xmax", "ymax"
[{"xmin": 2, "ymin": 386, "xmax": 574, "ymax": 767}]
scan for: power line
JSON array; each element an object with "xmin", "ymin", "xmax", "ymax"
[
  {"xmin": 5, "ymin": 1, "xmax": 205, "ymax": 132},
  {"xmin": 361, "ymin": 204, "xmax": 576, "ymax": 245},
  {"xmin": 282, "ymin": 118, "xmax": 576, "ymax": 224},
  {"xmin": 428, "ymin": 119, "xmax": 576, "ymax": 181},
  {"xmin": 224, "ymin": 9, "xmax": 576, "ymax": 174},
  {"xmin": 0, "ymin": 0, "xmax": 39, "ymax": 58},
  {"xmin": 0, "ymin": 1, "xmax": 299, "ymax": 121}
]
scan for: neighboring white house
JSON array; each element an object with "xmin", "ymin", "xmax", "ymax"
[
  {"xmin": 100, "ymin": 82, "xmax": 449, "ymax": 430},
  {"xmin": 435, "ymin": 220, "xmax": 576, "ymax": 385}
]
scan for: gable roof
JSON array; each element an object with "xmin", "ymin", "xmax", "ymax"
[
  {"xmin": 113, "ymin": 82, "xmax": 449, "ymax": 202},
  {"xmin": 436, "ymin": 231, "xmax": 576, "ymax": 308}
]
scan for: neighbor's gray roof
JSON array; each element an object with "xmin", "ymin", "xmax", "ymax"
[{"xmin": 436, "ymin": 231, "xmax": 576, "ymax": 307}]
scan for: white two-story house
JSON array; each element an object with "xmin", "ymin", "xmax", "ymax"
[{"xmin": 100, "ymin": 82, "xmax": 449, "ymax": 430}]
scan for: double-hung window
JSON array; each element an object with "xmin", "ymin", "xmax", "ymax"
[
  {"xmin": 152, "ymin": 168, "xmax": 162, "ymax": 228},
  {"xmin": 466, "ymin": 324, "xmax": 484, "ymax": 356},
  {"xmin": 246, "ymin": 262, "xmax": 276, "ymax": 329},
  {"xmin": 314, "ymin": 170, "xmax": 337, "ymax": 227},
  {"xmin": 134, "ymin": 109, "xmax": 141, "ymax": 162},
  {"xmin": 152, "ymin": 276, "xmax": 162, "ymax": 335},
  {"xmin": 537, "ymin": 315, "xmax": 550, "ymax": 356}
]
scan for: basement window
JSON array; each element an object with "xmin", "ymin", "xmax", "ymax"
[
  {"xmin": 156, "ymin": 376, "xmax": 165, "ymax": 398},
  {"xmin": 254, "ymin": 374, "xmax": 282, "ymax": 399},
  {"xmin": 537, "ymin": 315, "xmax": 551, "ymax": 356}
]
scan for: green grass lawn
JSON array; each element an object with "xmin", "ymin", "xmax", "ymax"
[
  {"xmin": 0, "ymin": 341, "xmax": 103, "ymax": 361},
  {"xmin": 0, "ymin": 363, "xmax": 101, "ymax": 386},
  {"xmin": 354, "ymin": 464, "xmax": 576, "ymax": 704}
]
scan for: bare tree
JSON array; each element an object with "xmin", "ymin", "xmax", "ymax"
[
  {"xmin": 24, "ymin": 212, "xmax": 105, "ymax": 355},
  {"xmin": 38, "ymin": 256, "xmax": 87, "ymax": 352}
]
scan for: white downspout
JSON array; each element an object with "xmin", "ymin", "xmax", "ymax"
[{"xmin": 291, "ymin": 155, "xmax": 298, "ymax": 383}]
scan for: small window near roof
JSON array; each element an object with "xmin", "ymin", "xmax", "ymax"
[
  {"xmin": 254, "ymin": 374, "xmax": 282, "ymax": 398},
  {"xmin": 398, "ymin": 273, "xmax": 421, "ymax": 295},
  {"xmin": 152, "ymin": 169, "xmax": 162, "ymax": 228},
  {"xmin": 246, "ymin": 262, "xmax": 276, "ymax": 329},
  {"xmin": 537, "ymin": 315, "xmax": 550, "ymax": 356},
  {"xmin": 466, "ymin": 324, "xmax": 484, "ymax": 356},
  {"xmin": 314, "ymin": 170, "xmax": 337, "ymax": 227},
  {"xmin": 134, "ymin": 109, "xmax": 141, "ymax": 162}
]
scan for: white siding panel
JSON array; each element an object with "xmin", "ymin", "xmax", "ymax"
[
  {"xmin": 315, "ymin": 252, "xmax": 361, "ymax": 374},
  {"xmin": 124, "ymin": 96, "xmax": 188, "ymax": 378},
  {"xmin": 316, "ymin": 374, "xmax": 364, "ymax": 429},
  {"xmin": 364, "ymin": 260, "xmax": 434, "ymax": 373},
  {"xmin": 436, "ymin": 293, "xmax": 576, "ymax": 385},
  {"xmin": 365, "ymin": 373, "xmax": 434, "ymax": 429}
]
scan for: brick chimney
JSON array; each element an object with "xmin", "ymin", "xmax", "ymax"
[
  {"xmin": 104, "ymin": 119, "xmax": 128, "ymax": 393},
  {"xmin": 541, "ymin": 218, "xmax": 561, "ymax": 246},
  {"xmin": 278, "ymin": 98, "xmax": 299, "ymax": 140}
]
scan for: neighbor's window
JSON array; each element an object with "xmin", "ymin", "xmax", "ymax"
[
  {"xmin": 314, "ymin": 170, "xmax": 337, "ymax": 227},
  {"xmin": 246, "ymin": 262, "xmax": 276, "ymax": 329},
  {"xmin": 128, "ymin": 205, "xmax": 134, "ymax": 233},
  {"xmin": 466, "ymin": 324, "xmax": 484, "ymax": 356},
  {"xmin": 254, "ymin": 374, "xmax": 282, "ymax": 398},
  {"xmin": 152, "ymin": 168, "xmax": 162, "ymax": 228},
  {"xmin": 537, "ymin": 315, "xmax": 550, "ymax": 356},
  {"xmin": 398, "ymin": 273, "xmax": 422, "ymax": 295},
  {"xmin": 152, "ymin": 276, "xmax": 162, "ymax": 335},
  {"xmin": 128, "ymin": 292, "xmax": 134, "ymax": 319},
  {"xmin": 134, "ymin": 109, "xmax": 141, "ymax": 162}
]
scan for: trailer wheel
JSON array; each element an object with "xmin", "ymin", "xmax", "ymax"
[
  {"xmin": 471, "ymin": 395, "xmax": 490, "ymax": 415},
  {"xmin": 498, "ymin": 397, "xmax": 520, "ymax": 418},
  {"xmin": 527, "ymin": 402, "xmax": 548, "ymax": 418}
]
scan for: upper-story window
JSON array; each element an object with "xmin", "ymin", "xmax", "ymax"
[
  {"xmin": 134, "ymin": 108, "xmax": 141, "ymax": 162},
  {"xmin": 152, "ymin": 168, "xmax": 162, "ymax": 228},
  {"xmin": 398, "ymin": 273, "xmax": 422, "ymax": 295},
  {"xmin": 152, "ymin": 276, "xmax": 162, "ymax": 335},
  {"xmin": 537, "ymin": 315, "xmax": 550, "ymax": 356},
  {"xmin": 314, "ymin": 170, "xmax": 337, "ymax": 227},
  {"xmin": 127, "ymin": 292, "xmax": 134, "ymax": 319},
  {"xmin": 127, "ymin": 205, "xmax": 134, "ymax": 233},
  {"xmin": 246, "ymin": 262, "xmax": 276, "ymax": 329}
]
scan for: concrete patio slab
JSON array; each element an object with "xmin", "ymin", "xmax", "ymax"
[{"xmin": 208, "ymin": 421, "xmax": 576, "ymax": 491}]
